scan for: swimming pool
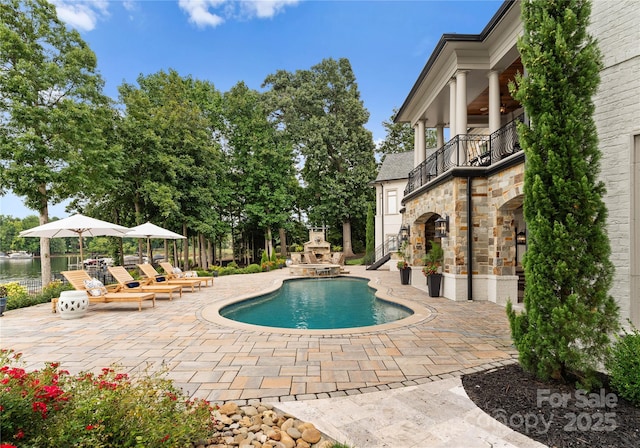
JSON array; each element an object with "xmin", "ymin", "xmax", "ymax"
[{"xmin": 219, "ymin": 277, "xmax": 413, "ymax": 330}]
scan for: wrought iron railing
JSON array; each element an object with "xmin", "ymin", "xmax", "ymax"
[
  {"xmin": 366, "ymin": 235, "xmax": 399, "ymax": 267},
  {"xmin": 404, "ymin": 114, "xmax": 525, "ymax": 195}
]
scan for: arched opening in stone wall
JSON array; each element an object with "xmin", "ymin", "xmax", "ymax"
[
  {"xmin": 497, "ymin": 197, "xmax": 525, "ymax": 302},
  {"xmin": 410, "ymin": 213, "xmax": 442, "ymax": 266}
]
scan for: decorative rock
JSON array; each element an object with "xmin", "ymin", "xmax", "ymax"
[
  {"xmin": 199, "ymin": 400, "xmax": 338, "ymax": 448},
  {"xmin": 280, "ymin": 418, "xmax": 295, "ymax": 432},
  {"xmin": 301, "ymin": 428, "xmax": 321, "ymax": 444},
  {"xmin": 219, "ymin": 415, "xmax": 234, "ymax": 425},
  {"xmin": 242, "ymin": 406, "xmax": 259, "ymax": 417},
  {"xmin": 286, "ymin": 427, "xmax": 301, "ymax": 440},
  {"xmin": 263, "ymin": 416, "xmax": 274, "ymax": 426},
  {"xmin": 296, "ymin": 422, "xmax": 314, "ymax": 433},
  {"xmin": 240, "ymin": 416, "xmax": 252, "ymax": 427},
  {"xmin": 278, "ymin": 432, "xmax": 295, "ymax": 448},
  {"xmin": 314, "ymin": 441, "xmax": 334, "ymax": 448},
  {"xmin": 267, "ymin": 429, "xmax": 281, "ymax": 441},
  {"xmin": 219, "ymin": 402, "xmax": 239, "ymax": 415}
]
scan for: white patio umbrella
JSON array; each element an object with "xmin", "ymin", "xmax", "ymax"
[
  {"xmin": 19, "ymin": 213, "xmax": 131, "ymax": 263},
  {"xmin": 124, "ymin": 222, "xmax": 186, "ymax": 264}
]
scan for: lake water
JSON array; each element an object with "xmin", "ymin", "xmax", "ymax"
[{"xmin": 0, "ymin": 257, "xmax": 76, "ymax": 283}]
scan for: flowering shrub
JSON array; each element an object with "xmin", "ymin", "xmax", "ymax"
[
  {"xmin": 422, "ymin": 262, "xmax": 439, "ymax": 276},
  {"xmin": 0, "ymin": 349, "xmax": 216, "ymax": 447},
  {"xmin": 0, "ymin": 283, "xmax": 28, "ymax": 310},
  {"xmin": 261, "ymin": 261, "xmax": 276, "ymax": 271}
]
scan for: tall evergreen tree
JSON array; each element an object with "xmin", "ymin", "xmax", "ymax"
[
  {"xmin": 365, "ymin": 203, "xmax": 375, "ymax": 264},
  {"xmin": 507, "ymin": 0, "xmax": 619, "ymax": 386}
]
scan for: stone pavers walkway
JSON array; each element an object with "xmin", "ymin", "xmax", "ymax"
[{"xmin": 0, "ymin": 266, "xmax": 517, "ymax": 405}]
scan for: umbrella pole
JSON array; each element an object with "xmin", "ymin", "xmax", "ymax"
[{"xmin": 79, "ymin": 234, "xmax": 84, "ymax": 269}]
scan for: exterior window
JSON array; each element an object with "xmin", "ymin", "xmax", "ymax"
[{"xmin": 386, "ymin": 190, "xmax": 398, "ymax": 215}]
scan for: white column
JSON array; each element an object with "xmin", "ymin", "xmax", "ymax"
[
  {"xmin": 454, "ymin": 71, "xmax": 469, "ymax": 165},
  {"xmin": 413, "ymin": 123, "xmax": 420, "ymax": 167},
  {"xmin": 417, "ymin": 119, "xmax": 426, "ymax": 163},
  {"xmin": 455, "ymin": 70, "xmax": 468, "ymax": 136},
  {"xmin": 436, "ymin": 124, "xmax": 445, "ymax": 149},
  {"xmin": 488, "ymin": 70, "xmax": 501, "ymax": 133},
  {"xmin": 448, "ymin": 78, "xmax": 457, "ymax": 140}
]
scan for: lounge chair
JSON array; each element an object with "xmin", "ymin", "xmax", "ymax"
[
  {"xmin": 331, "ymin": 252, "xmax": 345, "ymax": 265},
  {"xmin": 304, "ymin": 252, "xmax": 319, "ymax": 264},
  {"xmin": 108, "ymin": 266, "xmax": 183, "ymax": 300},
  {"xmin": 158, "ymin": 262, "xmax": 213, "ymax": 286},
  {"xmin": 137, "ymin": 263, "xmax": 202, "ymax": 292},
  {"xmin": 59, "ymin": 270, "xmax": 155, "ymax": 312}
]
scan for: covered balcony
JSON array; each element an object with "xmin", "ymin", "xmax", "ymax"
[{"xmin": 405, "ymin": 113, "xmax": 524, "ymax": 195}]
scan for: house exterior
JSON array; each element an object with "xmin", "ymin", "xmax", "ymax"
[
  {"xmin": 370, "ymin": 151, "xmax": 415, "ymax": 268},
  {"xmin": 391, "ymin": 0, "xmax": 639, "ymax": 327}
]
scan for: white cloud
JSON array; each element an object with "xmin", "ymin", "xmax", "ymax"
[
  {"xmin": 51, "ymin": 1, "xmax": 110, "ymax": 32},
  {"xmin": 178, "ymin": 0, "xmax": 225, "ymax": 28},
  {"xmin": 243, "ymin": 0, "xmax": 300, "ymax": 19},
  {"xmin": 178, "ymin": 0, "xmax": 300, "ymax": 29},
  {"xmin": 122, "ymin": 1, "xmax": 137, "ymax": 12}
]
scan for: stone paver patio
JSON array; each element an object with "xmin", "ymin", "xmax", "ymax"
[{"xmin": 0, "ymin": 266, "xmax": 517, "ymax": 405}]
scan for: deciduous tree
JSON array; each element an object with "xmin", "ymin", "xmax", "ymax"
[
  {"xmin": 378, "ymin": 108, "xmax": 436, "ymax": 162},
  {"xmin": 264, "ymin": 58, "xmax": 376, "ymax": 256},
  {"xmin": 222, "ymin": 82, "xmax": 296, "ymax": 261},
  {"xmin": 0, "ymin": 0, "xmax": 119, "ymax": 285}
]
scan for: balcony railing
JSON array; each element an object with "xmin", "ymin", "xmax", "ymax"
[{"xmin": 405, "ymin": 114, "xmax": 524, "ymax": 195}]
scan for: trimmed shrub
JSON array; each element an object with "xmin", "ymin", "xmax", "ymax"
[
  {"xmin": 607, "ymin": 325, "xmax": 640, "ymax": 406},
  {"xmin": 244, "ymin": 264, "xmax": 262, "ymax": 274}
]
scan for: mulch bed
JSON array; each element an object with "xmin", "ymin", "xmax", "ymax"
[{"xmin": 462, "ymin": 363, "xmax": 640, "ymax": 448}]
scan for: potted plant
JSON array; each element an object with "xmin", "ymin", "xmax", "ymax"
[
  {"xmin": 397, "ymin": 242, "xmax": 412, "ymax": 285},
  {"xmin": 0, "ymin": 285, "xmax": 8, "ymax": 316},
  {"xmin": 422, "ymin": 242, "xmax": 444, "ymax": 297}
]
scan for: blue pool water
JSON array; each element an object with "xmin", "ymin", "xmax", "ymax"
[{"xmin": 220, "ymin": 277, "xmax": 412, "ymax": 330}]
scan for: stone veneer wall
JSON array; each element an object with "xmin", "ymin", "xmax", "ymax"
[
  {"xmin": 487, "ymin": 164, "xmax": 525, "ymax": 277},
  {"xmin": 403, "ymin": 161, "xmax": 525, "ymax": 303}
]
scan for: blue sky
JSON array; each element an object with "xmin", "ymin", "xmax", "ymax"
[{"xmin": 2, "ymin": 0, "xmax": 502, "ymax": 219}]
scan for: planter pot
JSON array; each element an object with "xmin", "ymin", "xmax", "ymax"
[
  {"xmin": 56, "ymin": 291, "xmax": 89, "ymax": 319},
  {"xmin": 427, "ymin": 273, "xmax": 443, "ymax": 297},
  {"xmin": 399, "ymin": 267, "xmax": 412, "ymax": 285},
  {"xmin": 0, "ymin": 297, "xmax": 7, "ymax": 316}
]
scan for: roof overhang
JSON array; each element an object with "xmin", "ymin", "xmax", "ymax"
[{"xmin": 395, "ymin": 0, "xmax": 521, "ymax": 128}]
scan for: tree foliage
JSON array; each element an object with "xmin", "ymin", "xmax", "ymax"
[
  {"xmin": 0, "ymin": 0, "xmax": 120, "ymax": 284},
  {"xmin": 263, "ymin": 58, "xmax": 376, "ymax": 256},
  {"xmin": 377, "ymin": 108, "xmax": 437, "ymax": 162},
  {"xmin": 117, "ymin": 69, "xmax": 227, "ymax": 267},
  {"xmin": 222, "ymin": 82, "xmax": 297, "ymax": 259},
  {"xmin": 506, "ymin": 0, "xmax": 619, "ymax": 387}
]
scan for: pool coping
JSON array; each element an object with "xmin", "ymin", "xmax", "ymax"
[{"xmin": 200, "ymin": 274, "xmax": 436, "ymax": 335}]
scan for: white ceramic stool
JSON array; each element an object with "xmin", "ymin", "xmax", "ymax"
[{"xmin": 56, "ymin": 290, "xmax": 89, "ymax": 319}]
